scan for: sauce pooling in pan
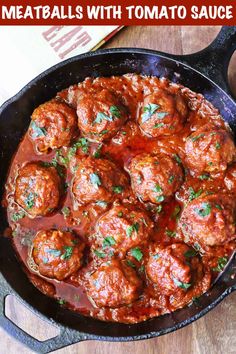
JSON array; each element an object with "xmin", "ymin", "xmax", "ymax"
[{"xmin": 4, "ymin": 74, "xmax": 236, "ymax": 324}]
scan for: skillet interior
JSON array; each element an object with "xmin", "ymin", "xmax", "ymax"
[{"xmin": 0, "ymin": 49, "xmax": 236, "ymax": 342}]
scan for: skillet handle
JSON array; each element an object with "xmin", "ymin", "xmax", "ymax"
[
  {"xmin": 0, "ymin": 272, "xmax": 86, "ymax": 353},
  {"xmin": 167, "ymin": 26, "xmax": 236, "ymax": 98}
]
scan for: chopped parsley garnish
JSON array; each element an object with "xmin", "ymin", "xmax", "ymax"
[
  {"xmin": 103, "ymin": 236, "xmax": 116, "ymax": 248},
  {"xmin": 130, "ymin": 247, "xmax": 143, "ymax": 261},
  {"xmin": 94, "ymin": 249, "xmax": 106, "ymax": 258},
  {"xmin": 55, "ymin": 149, "xmax": 69, "ymax": 165},
  {"xmin": 57, "ymin": 298, "xmax": 66, "ymax": 305},
  {"xmin": 117, "ymin": 211, "xmax": 123, "ymax": 217},
  {"xmin": 126, "ymin": 223, "xmax": 139, "ymax": 237},
  {"xmin": 93, "ymin": 145, "xmax": 102, "ymax": 158},
  {"xmin": 142, "ymin": 103, "xmax": 160, "ymax": 123},
  {"xmin": 46, "ymin": 249, "xmax": 61, "ymax": 257},
  {"xmin": 112, "ymin": 185, "xmax": 123, "ymax": 194},
  {"xmin": 153, "ymin": 253, "xmax": 160, "ymax": 260},
  {"xmin": 61, "ymin": 206, "xmax": 70, "ymax": 217},
  {"xmin": 61, "ymin": 246, "xmax": 74, "ymax": 260},
  {"xmin": 190, "ymin": 133, "xmax": 204, "ymax": 142},
  {"xmin": 30, "ymin": 121, "xmax": 47, "ymax": 138},
  {"xmin": 184, "ymin": 249, "xmax": 198, "ymax": 258},
  {"xmin": 195, "ymin": 202, "xmax": 211, "ymax": 217},
  {"xmin": 94, "ymin": 112, "xmax": 113, "ymax": 124},
  {"xmin": 156, "ymin": 195, "xmax": 165, "ymax": 203},
  {"xmin": 165, "ymin": 229, "xmax": 176, "ymax": 238},
  {"xmin": 96, "ymin": 200, "xmax": 108, "ymax": 208},
  {"xmin": 173, "ymin": 154, "xmax": 182, "ymax": 165},
  {"xmin": 215, "ymin": 204, "xmax": 223, "ymax": 210},
  {"xmin": 168, "ymin": 175, "xmax": 175, "ymax": 184},
  {"xmin": 173, "ymin": 277, "xmax": 192, "ymax": 290},
  {"xmin": 109, "ymin": 105, "xmax": 121, "ymax": 118},
  {"xmin": 212, "ymin": 257, "xmax": 228, "ymax": 272},
  {"xmin": 68, "ymin": 138, "xmax": 89, "ymax": 157},
  {"xmin": 154, "ymin": 123, "xmax": 165, "ymax": 128},
  {"xmin": 25, "ymin": 192, "xmax": 36, "ymax": 209},
  {"xmin": 215, "ymin": 142, "xmax": 221, "ymax": 150},
  {"xmin": 199, "ymin": 173, "xmax": 210, "ymax": 180},
  {"xmin": 126, "ymin": 259, "xmax": 136, "ymax": 268},
  {"xmin": 188, "ymin": 187, "xmax": 203, "ymax": 201},
  {"xmin": 172, "ymin": 205, "xmax": 181, "ymax": 220},
  {"xmin": 90, "ymin": 173, "xmax": 101, "ymax": 187},
  {"xmin": 153, "ymin": 184, "xmax": 163, "ymax": 193},
  {"xmin": 99, "ymin": 129, "xmax": 109, "ymax": 135},
  {"xmin": 11, "ymin": 211, "xmax": 25, "ymax": 222},
  {"xmin": 156, "ymin": 112, "xmax": 168, "ymax": 119},
  {"xmin": 156, "ymin": 205, "xmax": 163, "ymax": 213}
]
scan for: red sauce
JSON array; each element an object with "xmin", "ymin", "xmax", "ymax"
[{"xmin": 3, "ymin": 74, "xmax": 236, "ymax": 323}]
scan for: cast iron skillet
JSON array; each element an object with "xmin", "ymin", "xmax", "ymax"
[{"xmin": 0, "ymin": 26, "xmax": 236, "ymax": 353}]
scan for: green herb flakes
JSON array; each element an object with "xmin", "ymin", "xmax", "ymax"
[
  {"xmin": 94, "ymin": 249, "xmax": 106, "ymax": 258},
  {"xmin": 61, "ymin": 206, "xmax": 70, "ymax": 217},
  {"xmin": 188, "ymin": 187, "xmax": 203, "ymax": 202},
  {"xmin": 11, "ymin": 211, "xmax": 25, "ymax": 222},
  {"xmin": 90, "ymin": 173, "xmax": 101, "ymax": 187},
  {"xmin": 103, "ymin": 236, "xmax": 116, "ymax": 248},
  {"xmin": 212, "ymin": 257, "xmax": 228, "ymax": 272},
  {"xmin": 142, "ymin": 103, "xmax": 160, "ymax": 123},
  {"xmin": 109, "ymin": 105, "xmax": 121, "ymax": 118},
  {"xmin": 126, "ymin": 223, "xmax": 140, "ymax": 237},
  {"xmin": 30, "ymin": 121, "xmax": 47, "ymax": 138},
  {"xmin": 195, "ymin": 202, "xmax": 211, "ymax": 217},
  {"xmin": 25, "ymin": 192, "xmax": 36, "ymax": 209},
  {"xmin": 156, "ymin": 195, "xmax": 165, "ymax": 203},
  {"xmin": 96, "ymin": 200, "xmax": 108, "ymax": 208},
  {"xmin": 46, "ymin": 249, "xmax": 61, "ymax": 257},
  {"xmin": 173, "ymin": 277, "xmax": 192, "ymax": 290},
  {"xmin": 112, "ymin": 185, "xmax": 123, "ymax": 194},
  {"xmin": 165, "ymin": 229, "xmax": 176, "ymax": 238},
  {"xmin": 168, "ymin": 175, "xmax": 175, "ymax": 184},
  {"xmin": 173, "ymin": 154, "xmax": 182, "ymax": 165},
  {"xmin": 131, "ymin": 247, "xmax": 143, "ymax": 261},
  {"xmin": 184, "ymin": 249, "xmax": 198, "ymax": 258},
  {"xmin": 61, "ymin": 246, "xmax": 74, "ymax": 260}
]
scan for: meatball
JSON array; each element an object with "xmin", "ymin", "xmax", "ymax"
[
  {"xmin": 86, "ymin": 259, "xmax": 142, "ymax": 308},
  {"xmin": 138, "ymin": 91, "xmax": 188, "ymax": 137},
  {"xmin": 185, "ymin": 124, "xmax": 236, "ymax": 174},
  {"xmin": 224, "ymin": 163, "xmax": 236, "ymax": 194},
  {"xmin": 15, "ymin": 162, "xmax": 62, "ymax": 217},
  {"xmin": 29, "ymin": 99, "xmax": 77, "ymax": 153},
  {"xmin": 130, "ymin": 153, "xmax": 183, "ymax": 204},
  {"xmin": 94, "ymin": 204, "xmax": 153, "ymax": 256},
  {"xmin": 146, "ymin": 243, "xmax": 193, "ymax": 296},
  {"xmin": 179, "ymin": 193, "xmax": 236, "ymax": 248},
  {"xmin": 76, "ymin": 89, "xmax": 128, "ymax": 142},
  {"xmin": 72, "ymin": 157, "xmax": 129, "ymax": 206},
  {"xmin": 32, "ymin": 230, "xmax": 85, "ymax": 281}
]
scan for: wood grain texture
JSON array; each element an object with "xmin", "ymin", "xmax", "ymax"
[{"xmin": 1, "ymin": 26, "xmax": 236, "ymax": 354}]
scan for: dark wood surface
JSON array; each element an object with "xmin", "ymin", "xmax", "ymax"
[{"xmin": 1, "ymin": 26, "xmax": 236, "ymax": 354}]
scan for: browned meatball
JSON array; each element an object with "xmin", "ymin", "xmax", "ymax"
[
  {"xmin": 72, "ymin": 157, "xmax": 129, "ymax": 206},
  {"xmin": 130, "ymin": 153, "xmax": 183, "ymax": 204},
  {"xmin": 146, "ymin": 243, "xmax": 193, "ymax": 296},
  {"xmin": 94, "ymin": 204, "xmax": 153, "ymax": 256},
  {"xmin": 29, "ymin": 99, "xmax": 77, "ymax": 153},
  {"xmin": 15, "ymin": 162, "xmax": 62, "ymax": 217},
  {"xmin": 138, "ymin": 91, "xmax": 188, "ymax": 137},
  {"xmin": 86, "ymin": 259, "xmax": 142, "ymax": 308},
  {"xmin": 76, "ymin": 89, "xmax": 128, "ymax": 142},
  {"xmin": 224, "ymin": 163, "xmax": 236, "ymax": 194},
  {"xmin": 32, "ymin": 230, "xmax": 84, "ymax": 280},
  {"xmin": 179, "ymin": 193, "xmax": 236, "ymax": 248},
  {"xmin": 185, "ymin": 124, "xmax": 236, "ymax": 174}
]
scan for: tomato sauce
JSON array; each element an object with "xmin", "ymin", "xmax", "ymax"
[{"xmin": 3, "ymin": 74, "xmax": 236, "ymax": 323}]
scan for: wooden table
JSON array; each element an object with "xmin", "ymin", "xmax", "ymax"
[{"xmin": 1, "ymin": 26, "xmax": 236, "ymax": 354}]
